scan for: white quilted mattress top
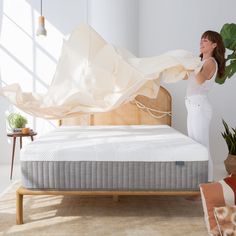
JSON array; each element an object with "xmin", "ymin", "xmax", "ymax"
[{"xmin": 20, "ymin": 125, "xmax": 208, "ymax": 162}]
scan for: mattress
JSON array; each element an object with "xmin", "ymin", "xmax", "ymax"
[{"xmin": 20, "ymin": 125, "xmax": 209, "ymax": 190}]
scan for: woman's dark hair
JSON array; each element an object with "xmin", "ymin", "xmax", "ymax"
[{"xmin": 200, "ymin": 30, "xmax": 226, "ymax": 78}]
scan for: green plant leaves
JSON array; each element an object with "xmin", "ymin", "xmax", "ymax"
[
  {"xmin": 226, "ymin": 52, "xmax": 236, "ymax": 61},
  {"xmin": 222, "ymin": 119, "xmax": 230, "ymax": 134},
  {"xmin": 7, "ymin": 113, "xmax": 28, "ymax": 129},
  {"xmin": 216, "ymin": 59, "xmax": 236, "ymax": 84},
  {"xmin": 221, "ymin": 119, "xmax": 236, "ymax": 155},
  {"xmin": 220, "ymin": 23, "xmax": 236, "ymax": 51},
  {"xmin": 216, "ymin": 23, "xmax": 236, "ymax": 84}
]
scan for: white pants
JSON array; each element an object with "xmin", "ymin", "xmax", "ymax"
[{"xmin": 185, "ymin": 95, "xmax": 213, "ymax": 181}]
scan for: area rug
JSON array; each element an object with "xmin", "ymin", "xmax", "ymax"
[{"xmin": 0, "ymin": 182, "xmax": 208, "ymax": 236}]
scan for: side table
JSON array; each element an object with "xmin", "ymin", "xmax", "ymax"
[{"xmin": 7, "ymin": 131, "xmax": 37, "ymax": 180}]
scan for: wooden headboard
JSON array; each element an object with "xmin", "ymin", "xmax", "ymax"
[{"xmin": 61, "ymin": 86, "xmax": 172, "ymax": 126}]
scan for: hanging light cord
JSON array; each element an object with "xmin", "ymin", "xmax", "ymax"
[
  {"xmin": 86, "ymin": 0, "xmax": 88, "ymax": 24},
  {"xmin": 40, "ymin": 0, "xmax": 42, "ymax": 16},
  {"xmin": 36, "ymin": 0, "xmax": 47, "ymax": 36}
]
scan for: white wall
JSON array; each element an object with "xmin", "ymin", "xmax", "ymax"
[
  {"xmin": 89, "ymin": 0, "xmax": 139, "ymax": 55},
  {"xmin": 0, "ymin": 0, "xmax": 236, "ymax": 173},
  {"xmin": 139, "ymin": 0, "xmax": 236, "ymax": 166}
]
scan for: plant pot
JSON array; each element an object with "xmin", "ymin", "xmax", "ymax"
[
  {"xmin": 22, "ymin": 127, "xmax": 30, "ymax": 134},
  {"xmin": 224, "ymin": 154, "xmax": 236, "ymax": 174}
]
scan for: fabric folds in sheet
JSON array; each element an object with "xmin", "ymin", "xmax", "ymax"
[{"xmin": 0, "ymin": 24, "xmax": 202, "ymax": 119}]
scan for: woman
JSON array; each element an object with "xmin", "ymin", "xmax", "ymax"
[{"xmin": 185, "ymin": 30, "xmax": 225, "ymax": 182}]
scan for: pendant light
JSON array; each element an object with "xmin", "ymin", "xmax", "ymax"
[{"xmin": 36, "ymin": 0, "xmax": 47, "ymax": 36}]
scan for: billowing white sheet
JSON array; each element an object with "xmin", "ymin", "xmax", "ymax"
[
  {"xmin": 20, "ymin": 125, "xmax": 208, "ymax": 162},
  {"xmin": 0, "ymin": 24, "xmax": 202, "ymax": 119}
]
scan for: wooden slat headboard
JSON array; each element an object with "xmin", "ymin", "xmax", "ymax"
[{"xmin": 61, "ymin": 86, "xmax": 172, "ymax": 126}]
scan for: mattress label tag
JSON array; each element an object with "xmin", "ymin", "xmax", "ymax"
[{"xmin": 175, "ymin": 161, "xmax": 185, "ymax": 166}]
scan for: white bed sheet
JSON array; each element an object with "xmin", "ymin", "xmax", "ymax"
[{"xmin": 20, "ymin": 125, "xmax": 208, "ymax": 162}]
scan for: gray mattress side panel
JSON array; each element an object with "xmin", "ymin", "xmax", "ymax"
[{"xmin": 21, "ymin": 161, "xmax": 208, "ymax": 190}]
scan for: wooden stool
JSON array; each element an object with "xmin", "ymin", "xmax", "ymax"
[{"xmin": 7, "ymin": 131, "xmax": 37, "ymax": 180}]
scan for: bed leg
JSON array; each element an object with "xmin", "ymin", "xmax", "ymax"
[
  {"xmin": 16, "ymin": 188, "xmax": 24, "ymax": 224},
  {"xmin": 113, "ymin": 195, "xmax": 119, "ymax": 202}
]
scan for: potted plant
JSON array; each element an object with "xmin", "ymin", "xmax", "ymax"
[
  {"xmin": 216, "ymin": 23, "xmax": 236, "ymax": 84},
  {"xmin": 222, "ymin": 119, "xmax": 236, "ymax": 174},
  {"xmin": 7, "ymin": 113, "xmax": 28, "ymax": 132}
]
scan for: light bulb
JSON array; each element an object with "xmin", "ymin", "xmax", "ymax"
[{"xmin": 36, "ymin": 16, "xmax": 47, "ymax": 36}]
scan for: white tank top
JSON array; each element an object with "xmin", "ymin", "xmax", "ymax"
[{"xmin": 186, "ymin": 57, "xmax": 218, "ymax": 97}]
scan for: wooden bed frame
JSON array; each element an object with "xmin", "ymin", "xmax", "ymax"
[{"xmin": 16, "ymin": 86, "xmax": 200, "ymax": 225}]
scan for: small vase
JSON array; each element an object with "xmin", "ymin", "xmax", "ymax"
[{"xmin": 224, "ymin": 154, "xmax": 236, "ymax": 174}]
